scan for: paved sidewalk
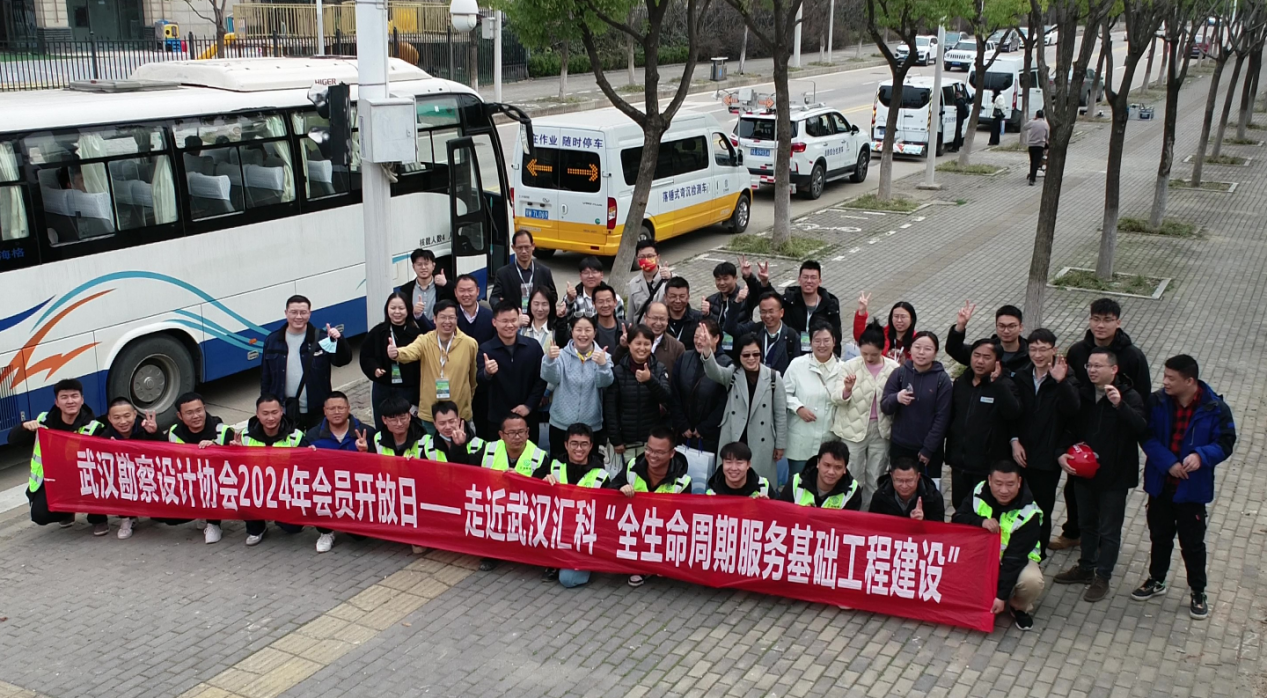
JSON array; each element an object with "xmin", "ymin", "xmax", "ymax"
[{"xmin": 0, "ymin": 70, "xmax": 1265, "ymax": 698}]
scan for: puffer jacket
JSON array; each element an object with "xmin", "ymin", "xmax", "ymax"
[
  {"xmin": 830, "ymin": 355, "xmax": 900, "ymax": 442},
  {"xmin": 604, "ymin": 352, "xmax": 671, "ymax": 449}
]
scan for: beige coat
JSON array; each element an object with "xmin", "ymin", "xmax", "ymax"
[{"xmin": 829, "ymin": 356, "xmax": 900, "ymax": 443}]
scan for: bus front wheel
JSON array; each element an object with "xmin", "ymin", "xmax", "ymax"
[{"xmin": 108, "ymin": 334, "xmax": 196, "ymax": 427}]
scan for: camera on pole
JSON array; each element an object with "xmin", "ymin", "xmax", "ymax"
[{"xmin": 306, "ymin": 81, "xmax": 352, "ymax": 170}]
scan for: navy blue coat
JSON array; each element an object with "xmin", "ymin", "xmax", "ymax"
[{"xmin": 259, "ymin": 323, "xmax": 352, "ymax": 417}]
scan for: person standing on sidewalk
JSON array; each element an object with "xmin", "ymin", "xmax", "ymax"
[
  {"xmin": 670, "ymin": 321, "xmax": 733, "ymax": 488},
  {"xmin": 946, "ymin": 301, "xmax": 1031, "ymax": 378},
  {"xmin": 783, "ymin": 323, "xmax": 844, "ymax": 480},
  {"xmin": 664, "ymin": 277, "xmax": 703, "ymax": 346},
  {"xmin": 9, "ymin": 379, "xmax": 99, "ymax": 531},
  {"xmin": 1021, "ymin": 110, "xmax": 1049, "ymax": 185},
  {"xmin": 989, "ymin": 91, "xmax": 1006, "ymax": 145},
  {"xmin": 628, "ymin": 240, "xmax": 673, "ymax": 325},
  {"xmin": 398, "ymin": 248, "xmax": 451, "ymax": 324},
  {"xmin": 476, "ymin": 300, "xmax": 547, "ymax": 441},
  {"xmin": 488, "ymin": 230, "xmax": 557, "ymax": 310},
  {"xmin": 853, "ymin": 293, "xmax": 917, "ymax": 363},
  {"xmin": 944, "ymin": 339, "xmax": 1022, "ymax": 510},
  {"xmin": 760, "ymin": 260, "xmax": 844, "ymax": 356},
  {"xmin": 166, "ymin": 392, "xmax": 235, "ymax": 543},
  {"xmin": 1130, "ymin": 355, "xmax": 1235, "ymax": 620},
  {"xmin": 234, "ymin": 393, "xmax": 310, "ymax": 547},
  {"xmin": 881, "ymin": 332, "xmax": 953, "ymax": 487},
  {"xmin": 563, "ymin": 256, "xmax": 626, "ymax": 325},
  {"xmin": 359, "ymin": 292, "xmax": 422, "ymax": 430},
  {"xmin": 390, "ymin": 299, "xmax": 479, "ymax": 435},
  {"xmin": 260, "ymin": 295, "xmax": 352, "ymax": 431},
  {"xmin": 702, "ymin": 333, "xmax": 788, "ymax": 489},
  {"xmin": 832, "ymin": 322, "xmax": 900, "ymax": 508},
  {"xmin": 1052, "ymin": 348, "xmax": 1149, "ymax": 602},
  {"xmin": 702, "ymin": 259, "xmax": 763, "ymax": 355},
  {"xmin": 1052, "ymin": 298, "xmax": 1151, "ymax": 552},
  {"xmin": 1011, "ymin": 329, "xmax": 1078, "ymax": 560}
]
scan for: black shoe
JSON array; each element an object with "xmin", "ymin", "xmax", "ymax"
[
  {"xmin": 1011, "ymin": 608, "xmax": 1034, "ymax": 630},
  {"xmin": 1130, "ymin": 578, "xmax": 1168, "ymax": 601},
  {"xmin": 1190, "ymin": 592, "xmax": 1209, "ymax": 620},
  {"xmin": 1053, "ymin": 565, "xmax": 1095, "ymax": 585},
  {"xmin": 1028, "ymin": 178, "xmax": 1035, "ymax": 186},
  {"xmin": 479, "ymin": 557, "xmax": 500, "ymax": 571},
  {"xmin": 541, "ymin": 568, "xmax": 559, "ymax": 582},
  {"xmin": 1083, "ymin": 575, "xmax": 1110, "ymax": 602}
]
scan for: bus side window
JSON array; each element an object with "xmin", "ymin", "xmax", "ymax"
[
  {"xmin": 174, "ymin": 113, "xmax": 296, "ymax": 220},
  {"xmin": 0, "ymin": 141, "xmax": 29, "ymax": 242},
  {"xmin": 291, "ymin": 111, "xmax": 351, "ymax": 200}
]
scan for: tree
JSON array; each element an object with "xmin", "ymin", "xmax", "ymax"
[
  {"xmin": 1023, "ymin": 0, "xmax": 1115, "ymax": 328},
  {"xmin": 725, "ymin": 0, "xmax": 805, "ymax": 246},
  {"xmin": 1210, "ymin": 6, "xmax": 1266, "ymax": 157},
  {"xmin": 185, "ymin": 0, "xmax": 228, "ymax": 56},
  {"xmin": 1190, "ymin": 12, "xmax": 1232, "ymax": 187},
  {"xmin": 1147, "ymin": 6, "xmax": 1202, "ymax": 228},
  {"xmin": 1234, "ymin": 37, "xmax": 1265, "ymax": 137},
  {"xmin": 1020, "ymin": 14, "xmax": 1039, "ymax": 132},
  {"xmin": 575, "ymin": 0, "xmax": 714, "ymax": 287},
  {"xmin": 953, "ymin": 0, "xmax": 1024, "ymax": 166},
  {"xmin": 1095, "ymin": 0, "xmax": 1167, "ymax": 281},
  {"xmin": 496, "ymin": 0, "xmax": 590, "ymax": 100},
  {"xmin": 865, "ymin": 0, "xmax": 943, "ymax": 200}
]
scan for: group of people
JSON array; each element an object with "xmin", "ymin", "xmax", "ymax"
[{"xmin": 13, "ymin": 232, "xmax": 1236, "ymax": 632}]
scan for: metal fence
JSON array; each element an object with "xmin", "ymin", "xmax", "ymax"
[
  {"xmin": 0, "ymin": 30, "xmax": 529, "ymax": 92},
  {"xmin": 233, "ymin": 2, "xmax": 455, "ymax": 39}
]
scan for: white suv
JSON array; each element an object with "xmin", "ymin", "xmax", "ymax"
[
  {"xmin": 895, "ymin": 36, "xmax": 939, "ymax": 66},
  {"xmin": 732, "ymin": 106, "xmax": 870, "ymax": 200}
]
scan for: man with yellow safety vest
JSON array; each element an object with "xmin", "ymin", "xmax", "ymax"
[
  {"xmin": 778, "ymin": 440, "xmax": 862, "ymax": 510},
  {"xmin": 536, "ymin": 422, "xmax": 611, "ymax": 588},
  {"xmin": 231, "ymin": 393, "xmax": 309, "ymax": 547},
  {"xmin": 705, "ymin": 442, "xmax": 774, "ymax": 498},
  {"xmin": 166, "ymin": 392, "xmax": 235, "ymax": 544},
  {"xmin": 7, "ymin": 379, "xmax": 98, "ymax": 530},
  {"xmin": 612, "ymin": 426, "xmax": 694, "ymax": 588},
  {"xmin": 476, "ymin": 413, "xmax": 550, "ymax": 571},
  {"xmin": 80, "ymin": 397, "xmax": 162, "ymax": 539},
  {"xmin": 417, "ymin": 400, "xmax": 484, "ymax": 463},
  {"xmin": 373, "ymin": 395, "xmax": 428, "ymax": 458},
  {"xmin": 953, "ymin": 460, "xmax": 1044, "ymax": 631}
]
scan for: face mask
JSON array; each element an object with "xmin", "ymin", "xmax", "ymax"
[{"xmin": 637, "ymin": 257, "xmax": 658, "ymax": 272}]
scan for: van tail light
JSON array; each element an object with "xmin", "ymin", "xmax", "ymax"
[
  {"xmin": 607, "ymin": 197, "xmax": 617, "ymax": 230},
  {"xmin": 1013, "ymin": 91, "xmax": 1019, "ymax": 110},
  {"xmin": 791, "ymin": 142, "xmax": 807, "ymax": 153},
  {"xmin": 510, "ymin": 187, "xmax": 515, "ymax": 209},
  {"xmin": 730, "ymin": 136, "xmax": 739, "ymax": 147}
]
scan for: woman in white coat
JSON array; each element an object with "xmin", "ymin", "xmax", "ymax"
[
  {"xmin": 699, "ymin": 328, "xmax": 788, "ymax": 488},
  {"xmin": 783, "ymin": 322, "xmax": 845, "ymax": 479},
  {"xmin": 830, "ymin": 322, "xmax": 900, "ymax": 508}
]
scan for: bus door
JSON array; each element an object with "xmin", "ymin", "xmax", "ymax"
[{"xmin": 447, "ymin": 137, "xmax": 493, "ymax": 295}]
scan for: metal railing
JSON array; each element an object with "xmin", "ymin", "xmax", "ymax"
[
  {"xmin": 233, "ymin": 2, "xmax": 454, "ymax": 39},
  {"xmin": 0, "ymin": 31, "xmax": 528, "ymax": 92}
]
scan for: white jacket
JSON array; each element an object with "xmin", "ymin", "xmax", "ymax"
[
  {"xmin": 829, "ymin": 356, "xmax": 900, "ymax": 443},
  {"xmin": 783, "ymin": 354, "xmax": 845, "ymax": 461}
]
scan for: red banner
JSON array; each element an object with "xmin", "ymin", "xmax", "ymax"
[{"xmin": 39, "ymin": 430, "xmax": 1000, "ymax": 631}]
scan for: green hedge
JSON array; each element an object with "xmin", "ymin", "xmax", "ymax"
[{"xmin": 527, "ymin": 45, "xmax": 692, "ymax": 78}]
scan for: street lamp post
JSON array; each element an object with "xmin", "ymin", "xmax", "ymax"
[{"xmin": 920, "ymin": 25, "xmax": 945, "ymax": 190}]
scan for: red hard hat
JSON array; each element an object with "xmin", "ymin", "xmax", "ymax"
[{"xmin": 1065, "ymin": 443, "xmax": 1100, "ymax": 478}]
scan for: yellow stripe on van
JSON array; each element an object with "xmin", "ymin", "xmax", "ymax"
[{"xmin": 519, "ymin": 192, "xmax": 743, "ymax": 256}]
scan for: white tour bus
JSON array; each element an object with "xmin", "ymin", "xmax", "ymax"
[
  {"xmin": 0, "ymin": 57, "xmax": 519, "ymax": 437},
  {"xmin": 512, "ymin": 108, "xmax": 751, "ymax": 256}
]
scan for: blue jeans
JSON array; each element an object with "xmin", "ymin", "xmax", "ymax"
[
  {"xmin": 776, "ymin": 457, "xmax": 790, "ymax": 491},
  {"xmin": 558, "ymin": 569, "xmax": 591, "ymax": 588}
]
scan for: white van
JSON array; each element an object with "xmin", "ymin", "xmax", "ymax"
[
  {"xmin": 512, "ymin": 109, "xmax": 751, "ymax": 256},
  {"xmin": 968, "ymin": 56, "xmax": 1042, "ymax": 132},
  {"xmin": 871, "ymin": 77, "xmax": 973, "ymax": 157}
]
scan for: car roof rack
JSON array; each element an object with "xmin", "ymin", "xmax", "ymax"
[{"xmin": 718, "ymin": 82, "xmax": 826, "ymax": 115}]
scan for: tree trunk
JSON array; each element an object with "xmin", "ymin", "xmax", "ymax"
[
  {"xmin": 1092, "ymin": 33, "xmax": 1107, "ymax": 110},
  {"xmin": 1192, "ymin": 56, "xmax": 1228, "ymax": 187},
  {"xmin": 1022, "ymin": 16, "xmax": 1036, "ymax": 132},
  {"xmin": 1100, "ymin": 22, "xmax": 1114, "ymax": 96},
  {"xmin": 613, "ymin": 119, "xmax": 665, "ymax": 287},
  {"xmin": 1144, "ymin": 34, "xmax": 1157, "ymax": 90},
  {"xmin": 626, "ymin": 10, "xmax": 637, "ymax": 85},
  {"xmin": 1213, "ymin": 52, "xmax": 1246, "ymax": 157},
  {"xmin": 772, "ymin": 49, "xmax": 794, "ymax": 245},
  {"xmin": 856, "ymin": 36, "xmax": 863, "ymax": 59},
  {"xmin": 559, "ymin": 41, "xmax": 569, "ymax": 101},
  {"xmin": 1149, "ymin": 64, "xmax": 1183, "ymax": 228},
  {"xmin": 1025, "ymin": 132, "xmax": 1070, "ymax": 330},
  {"xmin": 740, "ymin": 27, "xmax": 748, "ymax": 73},
  {"xmin": 1236, "ymin": 42, "xmax": 1262, "ymax": 139},
  {"xmin": 1156, "ymin": 40, "xmax": 1169, "ymax": 89},
  {"xmin": 1096, "ymin": 53, "xmax": 1142, "ymax": 281},
  {"xmin": 877, "ymin": 63, "xmax": 910, "ymax": 200},
  {"xmin": 958, "ymin": 38, "xmax": 988, "ymax": 167}
]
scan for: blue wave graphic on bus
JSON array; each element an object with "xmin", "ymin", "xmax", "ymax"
[
  {"xmin": 170, "ymin": 310, "xmax": 260, "ymax": 352},
  {"xmin": 0, "ymin": 298, "xmax": 51, "ymax": 333},
  {"xmin": 356, "ymin": 252, "xmax": 415, "ymax": 290}
]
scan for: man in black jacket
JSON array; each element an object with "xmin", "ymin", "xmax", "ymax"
[
  {"xmin": 488, "ymin": 230, "xmax": 557, "ymax": 310},
  {"xmin": 703, "ymin": 260, "xmax": 763, "ymax": 355},
  {"xmin": 10, "ymin": 378, "xmax": 99, "ymax": 530},
  {"xmin": 398, "ymin": 248, "xmax": 452, "ymax": 324},
  {"xmin": 1053, "ymin": 347, "xmax": 1150, "ymax": 602},
  {"xmin": 759, "ymin": 260, "xmax": 844, "ymax": 355},
  {"xmin": 1011, "ymin": 329, "xmax": 1078, "ymax": 560},
  {"xmin": 1053, "ymin": 297, "xmax": 1151, "ymax": 552},
  {"xmin": 664, "ymin": 277, "xmax": 702, "ymax": 344},
  {"xmin": 476, "ymin": 301, "xmax": 547, "ymax": 441},
  {"xmin": 723, "ymin": 291, "xmax": 802, "ymax": 374},
  {"xmin": 944, "ymin": 339, "xmax": 1022, "ymax": 509},
  {"xmin": 953, "ymin": 460, "xmax": 1045, "ymax": 630},
  {"xmin": 670, "ymin": 320, "xmax": 732, "ymax": 474},
  {"xmin": 166, "ymin": 392, "xmax": 235, "ymax": 543},
  {"xmin": 947, "ymin": 302, "xmax": 1031, "ymax": 378},
  {"xmin": 82, "ymin": 397, "xmax": 163, "ymax": 539},
  {"xmin": 777, "ymin": 440, "xmax": 862, "ymax": 509},
  {"xmin": 870, "ymin": 457, "xmax": 946, "ymax": 522},
  {"xmin": 259, "ymin": 295, "xmax": 352, "ymax": 430}
]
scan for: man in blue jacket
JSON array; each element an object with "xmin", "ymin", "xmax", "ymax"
[
  {"xmin": 304, "ymin": 391, "xmax": 374, "ymax": 553},
  {"xmin": 1130, "ymin": 355, "xmax": 1235, "ymax": 620},
  {"xmin": 260, "ymin": 295, "xmax": 352, "ymax": 430}
]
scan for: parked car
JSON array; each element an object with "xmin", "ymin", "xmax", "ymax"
[
  {"xmin": 944, "ymin": 39, "xmax": 998, "ymax": 72},
  {"xmin": 734, "ymin": 104, "xmax": 870, "ymax": 200},
  {"xmin": 988, "ymin": 28, "xmax": 1021, "ymax": 52},
  {"xmin": 1044, "ymin": 25, "xmax": 1059, "ymax": 46},
  {"xmin": 895, "ymin": 35, "xmax": 939, "ymax": 66}
]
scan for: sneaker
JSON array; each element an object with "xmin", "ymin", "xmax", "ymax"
[
  {"xmin": 58, "ymin": 517, "xmax": 75, "ymax": 529},
  {"xmin": 194, "ymin": 519, "xmax": 208, "ymax": 531},
  {"xmin": 204, "ymin": 523, "xmax": 222, "ymax": 544},
  {"xmin": 1130, "ymin": 578, "xmax": 1168, "ymax": 601},
  {"xmin": 1083, "ymin": 575, "xmax": 1110, "ymax": 602},
  {"xmin": 315, "ymin": 533, "xmax": 334, "ymax": 553},
  {"xmin": 541, "ymin": 568, "xmax": 559, "ymax": 582},
  {"xmin": 1190, "ymin": 592, "xmax": 1209, "ymax": 620},
  {"xmin": 1049, "ymin": 535, "xmax": 1080, "ymax": 551},
  {"xmin": 628, "ymin": 574, "xmax": 646, "ymax": 588},
  {"xmin": 117, "ymin": 518, "xmax": 134, "ymax": 540},
  {"xmin": 1053, "ymin": 565, "xmax": 1095, "ymax": 585},
  {"xmin": 478, "ymin": 557, "xmax": 500, "ymax": 571},
  {"xmin": 1011, "ymin": 608, "xmax": 1034, "ymax": 631},
  {"xmin": 93, "ymin": 521, "xmax": 110, "ymax": 536},
  {"xmin": 245, "ymin": 531, "xmax": 265, "ymax": 546}
]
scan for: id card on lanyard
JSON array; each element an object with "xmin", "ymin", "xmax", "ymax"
[
  {"xmin": 436, "ymin": 335, "xmax": 454, "ymax": 399},
  {"xmin": 718, "ymin": 299, "xmax": 733, "ymax": 351},
  {"xmin": 518, "ymin": 264, "xmax": 535, "ymax": 312}
]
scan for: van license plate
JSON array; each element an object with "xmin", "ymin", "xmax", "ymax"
[
  {"xmin": 525, "ymin": 208, "xmax": 549, "ymax": 220},
  {"xmin": 750, "ymin": 148, "xmax": 770, "ymax": 157},
  {"xmin": 875, "ymin": 127, "xmax": 885, "ymax": 138}
]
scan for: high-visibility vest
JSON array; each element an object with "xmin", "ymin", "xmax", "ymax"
[
  {"xmin": 26, "ymin": 412, "xmax": 49, "ymax": 492},
  {"xmin": 418, "ymin": 433, "xmax": 485, "ymax": 462},
  {"xmin": 706, "ymin": 475, "xmax": 771, "ymax": 498},
  {"xmin": 626, "ymin": 459, "xmax": 691, "ymax": 494},
  {"xmin": 481, "ymin": 441, "xmax": 547, "ymax": 477},
  {"xmin": 549, "ymin": 460, "xmax": 608, "ymax": 488},
  {"xmin": 375, "ymin": 436, "xmax": 424, "ymax": 459},
  {"xmin": 79, "ymin": 421, "xmax": 106, "ymax": 437},
  {"xmin": 972, "ymin": 481, "xmax": 1043, "ymax": 563},
  {"xmin": 167, "ymin": 423, "xmax": 230, "ymax": 445},
  {"xmin": 789, "ymin": 473, "xmax": 857, "ymax": 509},
  {"xmin": 240, "ymin": 430, "xmax": 304, "ymax": 448}
]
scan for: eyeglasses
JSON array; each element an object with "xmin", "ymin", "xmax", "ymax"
[
  {"xmin": 502, "ymin": 429, "xmax": 529, "ymax": 437},
  {"xmin": 996, "ymin": 323, "xmax": 1021, "ymax": 331},
  {"xmin": 644, "ymin": 446, "xmax": 672, "ymax": 456},
  {"xmin": 566, "ymin": 440, "xmax": 592, "ymax": 448},
  {"xmin": 740, "ymin": 352, "xmax": 762, "ymax": 358},
  {"xmin": 637, "ymin": 253, "xmax": 658, "ymax": 260}
]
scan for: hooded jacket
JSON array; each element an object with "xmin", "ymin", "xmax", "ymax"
[
  {"xmin": 1065, "ymin": 375, "xmax": 1149, "ymax": 490},
  {"xmin": 953, "ymin": 479, "xmax": 1042, "ymax": 601},
  {"xmin": 166, "ymin": 414, "xmax": 232, "ymax": 445},
  {"xmin": 604, "ymin": 352, "xmax": 671, "ymax": 449},
  {"xmin": 611, "ymin": 450, "xmax": 693, "ymax": 493},
  {"xmin": 305, "ymin": 416, "xmax": 375, "ymax": 451},
  {"xmin": 540, "ymin": 340, "xmax": 616, "ymax": 430},
  {"xmin": 1141, "ymin": 382, "xmax": 1236, "ymax": 504},
  {"xmin": 1066, "ymin": 328, "xmax": 1151, "ymax": 396},
  {"xmin": 360, "ymin": 320, "xmax": 422, "ymax": 390},
  {"xmin": 669, "ymin": 349, "xmax": 733, "ymax": 453},
  {"xmin": 945, "ymin": 372, "xmax": 1022, "ymax": 473},
  {"xmin": 375, "ymin": 415, "xmax": 428, "ymax": 456},
  {"xmin": 881, "ymin": 361, "xmax": 954, "ymax": 460},
  {"xmin": 945, "ymin": 328, "xmax": 1032, "ymax": 378},
  {"xmin": 259, "ymin": 322, "xmax": 352, "ymax": 418},
  {"xmin": 1013, "ymin": 367, "xmax": 1080, "ymax": 471},
  {"xmin": 706, "ymin": 466, "xmax": 774, "ymax": 498},
  {"xmin": 776, "ymin": 458, "xmax": 862, "ymax": 509},
  {"xmin": 8, "ymin": 404, "xmax": 97, "ymax": 448},
  {"xmin": 869, "ymin": 472, "xmax": 946, "ymax": 522},
  {"xmin": 241, "ymin": 415, "xmax": 308, "ymax": 447},
  {"xmin": 776, "ymin": 286, "xmax": 845, "ymax": 355}
]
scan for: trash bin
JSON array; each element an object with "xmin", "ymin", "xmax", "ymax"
[{"xmin": 710, "ymin": 57, "xmax": 728, "ymax": 82}]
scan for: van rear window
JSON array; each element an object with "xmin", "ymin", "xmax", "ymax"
[
  {"xmin": 877, "ymin": 86, "xmax": 931, "ymax": 109},
  {"xmin": 737, "ymin": 118, "xmax": 795, "ymax": 140},
  {"xmin": 970, "ymin": 71, "xmax": 1015, "ymax": 93},
  {"xmin": 520, "ymin": 147, "xmax": 602, "ymax": 194}
]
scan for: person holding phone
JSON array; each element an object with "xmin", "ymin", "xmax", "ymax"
[{"xmin": 881, "ymin": 331, "xmax": 953, "ymax": 487}]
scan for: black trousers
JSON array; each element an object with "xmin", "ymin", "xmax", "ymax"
[
  {"xmin": 1147, "ymin": 490, "xmax": 1208, "ymax": 592},
  {"xmin": 245, "ymin": 520, "xmax": 305, "ymax": 536},
  {"xmin": 890, "ymin": 442, "xmax": 944, "ymax": 481},
  {"xmin": 1028, "ymin": 146, "xmax": 1045, "ymax": 181},
  {"xmin": 1074, "ymin": 482, "xmax": 1129, "ymax": 581},
  {"xmin": 949, "ymin": 468, "xmax": 987, "ymax": 512},
  {"xmin": 1025, "ymin": 467, "xmax": 1062, "ymax": 560},
  {"xmin": 1061, "ymin": 477, "xmax": 1081, "ymax": 539},
  {"xmin": 26, "ymin": 485, "xmax": 105, "ymax": 525}
]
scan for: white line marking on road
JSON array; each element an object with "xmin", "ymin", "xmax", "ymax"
[
  {"xmin": 0, "ymin": 483, "xmax": 27, "ymax": 514},
  {"xmin": 900, "ymin": 223, "xmax": 912, "ymax": 229},
  {"xmin": 849, "ymin": 247, "xmax": 861, "ymax": 254},
  {"xmin": 838, "ymin": 215, "xmax": 870, "ymax": 220},
  {"xmin": 868, "ymin": 238, "xmax": 879, "ymax": 244},
  {"xmin": 913, "ymin": 216, "xmax": 926, "ymax": 221},
  {"xmin": 862, "ymin": 211, "xmax": 885, "ymax": 216},
  {"xmin": 833, "ymin": 255, "xmax": 846, "ymax": 261},
  {"xmin": 886, "ymin": 230, "xmax": 896, "ymax": 236},
  {"xmin": 700, "ymin": 256, "xmax": 729, "ymax": 263}
]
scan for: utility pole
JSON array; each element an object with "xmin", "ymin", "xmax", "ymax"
[
  {"xmin": 920, "ymin": 24, "xmax": 945, "ymax": 190},
  {"xmin": 793, "ymin": 6, "xmax": 802, "ymax": 68},
  {"xmin": 827, "ymin": 0, "xmax": 834, "ymax": 63},
  {"xmin": 355, "ymin": 0, "xmax": 392, "ymax": 322},
  {"xmin": 316, "ymin": 0, "xmax": 325, "ymax": 55}
]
